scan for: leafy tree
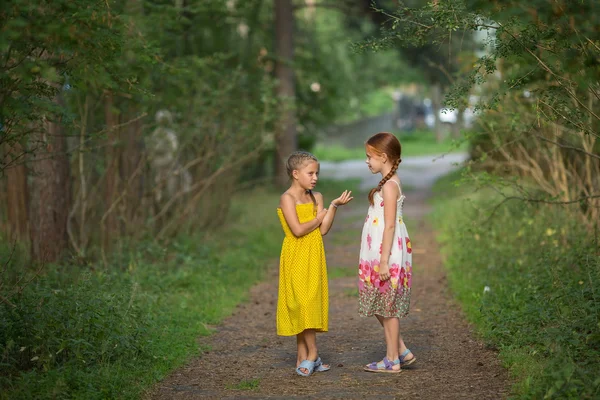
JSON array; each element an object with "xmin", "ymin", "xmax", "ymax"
[
  {"xmin": 1, "ymin": 0, "xmax": 137, "ymax": 261},
  {"xmin": 365, "ymin": 0, "xmax": 600, "ymax": 224}
]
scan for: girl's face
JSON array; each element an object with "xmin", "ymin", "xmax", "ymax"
[
  {"xmin": 365, "ymin": 147, "xmax": 386, "ymax": 174},
  {"xmin": 293, "ymin": 160, "xmax": 320, "ymax": 190}
]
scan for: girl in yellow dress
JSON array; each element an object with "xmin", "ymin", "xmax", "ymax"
[{"xmin": 277, "ymin": 151, "xmax": 353, "ymax": 377}]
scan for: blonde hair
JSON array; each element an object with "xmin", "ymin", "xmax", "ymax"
[
  {"xmin": 366, "ymin": 132, "xmax": 402, "ymax": 206},
  {"xmin": 285, "ymin": 151, "xmax": 319, "ymax": 210}
]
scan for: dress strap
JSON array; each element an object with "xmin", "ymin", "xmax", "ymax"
[{"xmin": 388, "ymin": 179, "xmax": 403, "ymax": 195}]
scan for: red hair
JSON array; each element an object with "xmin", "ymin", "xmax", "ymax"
[{"xmin": 366, "ymin": 132, "xmax": 402, "ymax": 206}]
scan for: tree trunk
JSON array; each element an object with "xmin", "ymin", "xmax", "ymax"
[
  {"xmin": 273, "ymin": 0, "xmax": 297, "ymax": 187},
  {"xmin": 4, "ymin": 143, "xmax": 29, "ymax": 242},
  {"xmin": 121, "ymin": 109, "xmax": 144, "ymax": 236},
  {"xmin": 103, "ymin": 92, "xmax": 120, "ymax": 251},
  {"xmin": 29, "ymin": 111, "xmax": 71, "ymax": 263}
]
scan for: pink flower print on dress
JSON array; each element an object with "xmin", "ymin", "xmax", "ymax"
[
  {"xmin": 365, "ymin": 214, "xmax": 369, "ymax": 223},
  {"xmin": 367, "ymin": 234, "xmax": 372, "ymax": 250},
  {"xmin": 370, "ymin": 259, "xmax": 380, "ymax": 283},
  {"xmin": 399, "ymin": 267, "xmax": 406, "ymax": 291},
  {"xmin": 358, "ymin": 279, "xmax": 365, "ymax": 291},
  {"xmin": 405, "ymin": 261, "xmax": 412, "ymax": 287},
  {"xmin": 398, "ymin": 237, "xmax": 403, "ymax": 251},
  {"xmin": 405, "ymin": 237, "xmax": 412, "ymax": 254},
  {"xmin": 380, "ymin": 200, "xmax": 384, "ymax": 207},
  {"xmin": 377, "ymin": 277, "xmax": 390, "ymax": 293},
  {"xmin": 358, "ymin": 259, "xmax": 371, "ymax": 283},
  {"xmin": 390, "ymin": 263, "xmax": 400, "ymax": 279},
  {"xmin": 389, "ymin": 263, "xmax": 400, "ymax": 290},
  {"xmin": 379, "ymin": 243, "xmax": 382, "ymax": 255}
]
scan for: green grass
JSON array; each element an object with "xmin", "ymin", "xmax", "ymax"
[
  {"xmin": 430, "ymin": 170, "xmax": 600, "ymax": 399},
  {"xmin": 327, "ymin": 224, "xmax": 362, "ymax": 246},
  {"xmin": 328, "ymin": 266, "xmax": 356, "ymax": 279},
  {"xmin": 313, "ymin": 130, "xmax": 468, "ymax": 162},
  {"xmin": 0, "ymin": 179, "xmax": 360, "ymax": 400},
  {"xmin": 226, "ymin": 378, "xmax": 260, "ymax": 390}
]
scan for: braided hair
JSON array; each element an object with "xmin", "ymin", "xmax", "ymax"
[
  {"xmin": 285, "ymin": 150, "xmax": 319, "ymax": 211},
  {"xmin": 366, "ymin": 132, "xmax": 402, "ymax": 206}
]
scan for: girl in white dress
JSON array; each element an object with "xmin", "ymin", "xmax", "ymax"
[{"xmin": 358, "ymin": 132, "xmax": 417, "ymax": 373}]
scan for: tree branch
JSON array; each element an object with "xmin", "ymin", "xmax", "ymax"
[{"xmin": 533, "ymin": 134, "xmax": 600, "ymax": 161}]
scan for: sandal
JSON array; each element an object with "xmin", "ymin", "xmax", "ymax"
[
  {"xmin": 296, "ymin": 359, "xmax": 316, "ymax": 377},
  {"xmin": 400, "ymin": 349, "xmax": 416, "ymax": 367},
  {"xmin": 363, "ymin": 356, "xmax": 401, "ymax": 373},
  {"xmin": 314, "ymin": 357, "xmax": 331, "ymax": 372}
]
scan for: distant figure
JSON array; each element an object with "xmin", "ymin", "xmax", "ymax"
[
  {"xmin": 359, "ymin": 132, "xmax": 416, "ymax": 373},
  {"xmin": 148, "ymin": 110, "xmax": 191, "ymax": 205},
  {"xmin": 276, "ymin": 151, "xmax": 353, "ymax": 376}
]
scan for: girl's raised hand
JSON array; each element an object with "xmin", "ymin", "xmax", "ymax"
[{"xmin": 332, "ymin": 190, "xmax": 353, "ymax": 207}]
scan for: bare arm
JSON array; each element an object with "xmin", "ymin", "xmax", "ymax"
[
  {"xmin": 319, "ymin": 190, "xmax": 353, "ymax": 235},
  {"xmin": 279, "ymin": 193, "xmax": 326, "ymax": 237},
  {"xmin": 379, "ymin": 181, "xmax": 399, "ymax": 280}
]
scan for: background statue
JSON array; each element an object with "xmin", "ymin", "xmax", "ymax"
[{"xmin": 147, "ymin": 110, "xmax": 191, "ymax": 206}]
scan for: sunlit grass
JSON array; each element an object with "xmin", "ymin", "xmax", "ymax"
[{"xmin": 313, "ymin": 130, "xmax": 468, "ymax": 162}]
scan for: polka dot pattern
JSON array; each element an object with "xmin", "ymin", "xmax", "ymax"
[{"xmin": 276, "ymin": 204, "xmax": 328, "ymax": 336}]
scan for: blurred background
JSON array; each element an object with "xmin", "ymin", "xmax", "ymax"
[{"xmin": 1, "ymin": 0, "xmax": 484, "ymax": 259}]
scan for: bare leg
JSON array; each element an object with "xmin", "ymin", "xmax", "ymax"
[
  {"xmin": 297, "ymin": 329, "xmax": 329, "ymax": 374},
  {"xmin": 304, "ymin": 329, "xmax": 318, "ymax": 361},
  {"xmin": 375, "ymin": 315, "xmax": 414, "ymax": 362},
  {"xmin": 381, "ymin": 317, "xmax": 400, "ymax": 369},
  {"xmin": 296, "ymin": 331, "xmax": 308, "ymax": 368}
]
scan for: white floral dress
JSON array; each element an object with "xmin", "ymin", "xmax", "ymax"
[{"xmin": 358, "ymin": 180, "xmax": 412, "ymax": 318}]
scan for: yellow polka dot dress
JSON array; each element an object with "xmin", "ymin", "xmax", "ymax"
[{"xmin": 276, "ymin": 203, "xmax": 328, "ymax": 336}]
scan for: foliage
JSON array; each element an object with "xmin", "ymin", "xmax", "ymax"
[
  {"xmin": 0, "ymin": 0, "xmax": 135, "ymax": 170},
  {"xmin": 431, "ymin": 170, "xmax": 600, "ymax": 399},
  {"xmin": 295, "ymin": 10, "xmax": 419, "ymax": 127},
  {"xmin": 352, "ymin": 0, "xmax": 480, "ymax": 90},
  {"xmin": 0, "ymin": 184, "xmax": 281, "ymax": 399},
  {"xmin": 1, "ymin": 0, "xmax": 421, "ymax": 253},
  {"xmin": 361, "ymin": 0, "xmax": 600, "ymax": 223},
  {"xmin": 0, "ymin": 178, "xmax": 359, "ymax": 398}
]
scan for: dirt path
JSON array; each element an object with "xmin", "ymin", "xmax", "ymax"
[{"xmin": 147, "ymin": 188, "xmax": 510, "ymax": 399}]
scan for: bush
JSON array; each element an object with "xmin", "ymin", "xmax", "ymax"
[
  {"xmin": 0, "ymin": 185, "xmax": 284, "ymax": 399},
  {"xmin": 431, "ymin": 172, "xmax": 600, "ymax": 399},
  {"xmin": 0, "ymin": 272, "xmax": 150, "ymax": 374}
]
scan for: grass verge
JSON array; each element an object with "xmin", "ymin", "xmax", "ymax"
[
  {"xmin": 430, "ymin": 170, "xmax": 600, "ymax": 399},
  {"xmin": 313, "ymin": 130, "xmax": 468, "ymax": 162},
  {"xmin": 0, "ymin": 179, "xmax": 359, "ymax": 399}
]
